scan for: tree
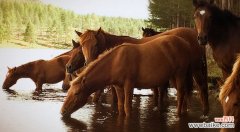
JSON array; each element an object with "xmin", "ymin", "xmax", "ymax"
[{"xmin": 24, "ymin": 21, "xmax": 35, "ymax": 43}]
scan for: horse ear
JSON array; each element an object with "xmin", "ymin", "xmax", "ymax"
[
  {"xmin": 142, "ymin": 27, "xmax": 145, "ymax": 32},
  {"xmin": 7, "ymin": 66, "xmax": 11, "ymax": 70},
  {"xmin": 72, "ymin": 39, "xmax": 79, "ymax": 48},
  {"xmin": 193, "ymin": 0, "xmax": 199, "ymax": 7},
  {"xmin": 75, "ymin": 30, "xmax": 82, "ymax": 37},
  {"xmin": 97, "ymin": 27, "xmax": 102, "ymax": 35}
]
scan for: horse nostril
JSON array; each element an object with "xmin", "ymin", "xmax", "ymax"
[{"xmin": 197, "ymin": 36, "xmax": 200, "ymax": 41}]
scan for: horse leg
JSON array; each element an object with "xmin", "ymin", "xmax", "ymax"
[
  {"xmin": 124, "ymin": 80, "xmax": 134, "ymax": 117},
  {"xmin": 111, "ymin": 85, "xmax": 118, "ymax": 108},
  {"xmin": 158, "ymin": 82, "xmax": 169, "ymax": 111},
  {"xmin": 115, "ymin": 86, "xmax": 125, "ymax": 116},
  {"xmin": 35, "ymin": 81, "xmax": 43, "ymax": 93},
  {"xmin": 193, "ymin": 70, "xmax": 209, "ymax": 116},
  {"xmin": 152, "ymin": 88, "xmax": 159, "ymax": 108},
  {"xmin": 175, "ymin": 76, "xmax": 186, "ymax": 116},
  {"xmin": 92, "ymin": 89, "xmax": 103, "ymax": 104}
]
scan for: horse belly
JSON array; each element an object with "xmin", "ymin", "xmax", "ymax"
[
  {"xmin": 44, "ymin": 66, "xmax": 65, "ymax": 84},
  {"xmin": 136, "ymin": 56, "xmax": 174, "ymax": 88}
]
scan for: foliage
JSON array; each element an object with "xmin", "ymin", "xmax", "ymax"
[
  {"xmin": 0, "ymin": 0, "xmax": 146, "ymax": 47},
  {"xmin": 147, "ymin": 0, "xmax": 194, "ymax": 29}
]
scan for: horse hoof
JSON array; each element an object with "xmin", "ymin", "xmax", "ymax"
[{"xmin": 33, "ymin": 90, "xmax": 41, "ymax": 95}]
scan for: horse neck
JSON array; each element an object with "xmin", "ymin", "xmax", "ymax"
[
  {"xmin": 16, "ymin": 63, "xmax": 33, "ymax": 79},
  {"xmin": 84, "ymin": 52, "xmax": 115, "ymax": 93},
  {"xmin": 103, "ymin": 34, "xmax": 141, "ymax": 49},
  {"xmin": 208, "ymin": 12, "xmax": 240, "ymax": 48}
]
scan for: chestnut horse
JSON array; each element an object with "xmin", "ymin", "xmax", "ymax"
[
  {"xmin": 193, "ymin": 0, "xmax": 240, "ymax": 78},
  {"xmin": 219, "ymin": 55, "xmax": 240, "ymax": 132},
  {"xmin": 70, "ymin": 27, "xmax": 209, "ymax": 115},
  {"xmin": 61, "ymin": 35, "xmax": 193, "ymax": 117},
  {"xmin": 62, "ymin": 40, "xmax": 82, "ymax": 90},
  {"xmin": 2, "ymin": 55, "xmax": 70, "ymax": 93},
  {"xmin": 142, "ymin": 27, "xmax": 162, "ymax": 37}
]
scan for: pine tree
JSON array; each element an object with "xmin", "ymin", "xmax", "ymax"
[{"xmin": 24, "ymin": 21, "xmax": 35, "ymax": 42}]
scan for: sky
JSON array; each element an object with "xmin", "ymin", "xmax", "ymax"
[{"xmin": 41, "ymin": 0, "xmax": 149, "ymax": 19}]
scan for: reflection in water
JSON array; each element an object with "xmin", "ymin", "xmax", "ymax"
[
  {"xmin": 61, "ymin": 117, "xmax": 87, "ymax": 131},
  {"xmin": 3, "ymin": 87, "xmax": 66, "ymax": 102}
]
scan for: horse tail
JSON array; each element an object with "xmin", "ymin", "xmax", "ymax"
[{"xmin": 219, "ymin": 54, "xmax": 240, "ymax": 102}]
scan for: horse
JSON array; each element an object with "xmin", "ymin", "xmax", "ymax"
[
  {"xmin": 219, "ymin": 54, "xmax": 240, "ymax": 132},
  {"xmin": 2, "ymin": 55, "xmax": 71, "ymax": 93},
  {"xmin": 62, "ymin": 40, "xmax": 81, "ymax": 90},
  {"xmin": 193, "ymin": 0, "xmax": 240, "ymax": 78},
  {"xmin": 142, "ymin": 27, "xmax": 162, "ymax": 37},
  {"xmin": 71, "ymin": 27, "xmax": 209, "ymax": 115},
  {"xmin": 61, "ymin": 35, "xmax": 193, "ymax": 118}
]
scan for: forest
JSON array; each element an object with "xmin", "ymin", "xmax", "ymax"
[
  {"xmin": 147, "ymin": 0, "xmax": 240, "ymax": 29},
  {"xmin": 0, "ymin": 0, "xmax": 146, "ymax": 48}
]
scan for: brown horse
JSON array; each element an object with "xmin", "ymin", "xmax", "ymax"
[
  {"xmin": 142, "ymin": 27, "xmax": 162, "ymax": 37},
  {"xmin": 62, "ymin": 40, "xmax": 82, "ymax": 90},
  {"xmin": 2, "ymin": 55, "xmax": 70, "ymax": 93},
  {"xmin": 219, "ymin": 55, "xmax": 240, "ymax": 132},
  {"xmin": 193, "ymin": 0, "xmax": 240, "ymax": 78},
  {"xmin": 71, "ymin": 27, "xmax": 209, "ymax": 115},
  {"xmin": 61, "ymin": 35, "xmax": 193, "ymax": 118}
]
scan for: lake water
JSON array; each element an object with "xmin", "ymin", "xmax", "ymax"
[{"xmin": 0, "ymin": 48, "xmax": 223, "ymax": 132}]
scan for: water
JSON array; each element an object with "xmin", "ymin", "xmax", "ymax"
[{"xmin": 0, "ymin": 48, "xmax": 223, "ymax": 132}]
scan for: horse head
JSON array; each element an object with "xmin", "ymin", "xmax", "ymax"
[
  {"xmin": 193, "ymin": 0, "xmax": 214, "ymax": 45},
  {"xmin": 142, "ymin": 27, "xmax": 158, "ymax": 37},
  {"xmin": 66, "ymin": 40, "xmax": 85, "ymax": 74},
  {"xmin": 2, "ymin": 67, "xmax": 18, "ymax": 89},
  {"xmin": 76, "ymin": 27, "xmax": 105, "ymax": 65},
  {"xmin": 219, "ymin": 55, "xmax": 240, "ymax": 130},
  {"xmin": 61, "ymin": 76, "xmax": 89, "ymax": 118}
]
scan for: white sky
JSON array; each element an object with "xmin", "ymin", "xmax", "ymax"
[{"xmin": 41, "ymin": 0, "xmax": 149, "ymax": 19}]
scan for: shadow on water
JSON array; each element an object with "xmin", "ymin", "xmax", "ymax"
[{"xmin": 3, "ymin": 86, "xmax": 67, "ymax": 102}]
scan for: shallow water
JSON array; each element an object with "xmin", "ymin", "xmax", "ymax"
[{"xmin": 0, "ymin": 48, "xmax": 223, "ymax": 132}]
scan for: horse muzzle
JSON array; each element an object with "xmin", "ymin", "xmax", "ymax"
[
  {"xmin": 197, "ymin": 35, "xmax": 208, "ymax": 45},
  {"xmin": 61, "ymin": 109, "xmax": 71, "ymax": 118},
  {"xmin": 66, "ymin": 64, "xmax": 75, "ymax": 74}
]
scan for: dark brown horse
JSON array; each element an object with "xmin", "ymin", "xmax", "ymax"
[
  {"xmin": 219, "ymin": 54, "xmax": 240, "ymax": 132},
  {"xmin": 193, "ymin": 0, "xmax": 240, "ymax": 78},
  {"xmin": 2, "ymin": 55, "xmax": 70, "ymax": 93},
  {"xmin": 61, "ymin": 35, "xmax": 193, "ymax": 117},
  {"xmin": 70, "ymin": 27, "xmax": 209, "ymax": 115},
  {"xmin": 142, "ymin": 27, "xmax": 162, "ymax": 37}
]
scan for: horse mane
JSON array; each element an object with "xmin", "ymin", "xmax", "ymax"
[
  {"xmin": 72, "ymin": 44, "xmax": 127, "ymax": 85},
  {"xmin": 15, "ymin": 60, "xmax": 37, "ymax": 75},
  {"xmin": 219, "ymin": 54, "xmax": 240, "ymax": 102}
]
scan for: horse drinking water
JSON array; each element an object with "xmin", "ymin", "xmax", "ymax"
[{"xmin": 2, "ymin": 55, "xmax": 70, "ymax": 93}]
